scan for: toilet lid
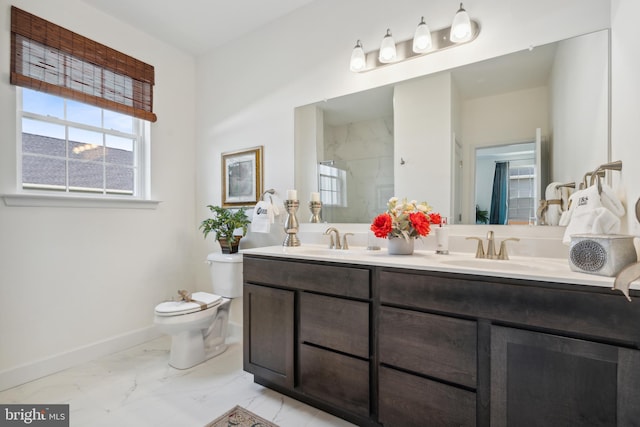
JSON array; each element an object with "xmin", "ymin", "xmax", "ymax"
[{"xmin": 155, "ymin": 292, "xmax": 223, "ymax": 317}]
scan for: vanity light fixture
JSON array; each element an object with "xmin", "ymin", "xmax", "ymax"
[
  {"xmin": 349, "ymin": 40, "xmax": 366, "ymax": 72},
  {"xmin": 412, "ymin": 16, "xmax": 432, "ymax": 53},
  {"xmin": 349, "ymin": 5, "xmax": 479, "ymax": 73},
  {"xmin": 378, "ymin": 29, "xmax": 397, "ymax": 63},
  {"xmin": 450, "ymin": 3, "xmax": 472, "ymax": 43}
]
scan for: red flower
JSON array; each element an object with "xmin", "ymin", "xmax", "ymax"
[
  {"xmin": 371, "ymin": 213, "xmax": 393, "ymax": 238},
  {"xmin": 429, "ymin": 213, "xmax": 442, "ymax": 225},
  {"xmin": 409, "ymin": 212, "xmax": 431, "ymax": 236}
]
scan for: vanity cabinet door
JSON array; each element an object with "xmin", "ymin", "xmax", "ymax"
[
  {"xmin": 243, "ymin": 283, "xmax": 295, "ymax": 389},
  {"xmin": 491, "ymin": 326, "xmax": 640, "ymax": 427}
]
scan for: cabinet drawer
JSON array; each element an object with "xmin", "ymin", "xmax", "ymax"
[
  {"xmin": 379, "ymin": 366, "xmax": 476, "ymax": 427},
  {"xmin": 244, "ymin": 256, "xmax": 370, "ymax": 299},
  {"xmin": 379, "ymin": 269, "xmax": 640, "ymax": 345},
  {"xmin": 379, "ymin": 306, "xmax": 477, "ymax": 388},
  {"xmin": 299, "ymin": 344, "xmax": 370, "ymax": 417},
  {"xmin": 300, "ymin": 293, "xmax": 369, "ymax": 358}
]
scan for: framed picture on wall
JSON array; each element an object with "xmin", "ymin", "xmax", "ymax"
[{"xmin": 221, "ymin": 146, "xmax": 263, "ymax": 207}]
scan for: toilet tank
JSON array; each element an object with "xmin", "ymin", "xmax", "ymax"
[{"xmin": 207, "ymin": 253, "xmax": 243, "ymax": 298}]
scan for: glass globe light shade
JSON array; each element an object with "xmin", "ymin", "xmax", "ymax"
[
  {"xmin": 412, "ymin": 17, "xmax": 432, "ymax": 53},
  {"xmin": 378, "ymin": 29, "xmax": 397, "ymax": 63},
  {"xmin": 350, "ymin": 40, "xmax": 366, "ymax": 72},
  {"xmin": 450, "ymin": 3, "xmax": 472, "ymax": 43}
]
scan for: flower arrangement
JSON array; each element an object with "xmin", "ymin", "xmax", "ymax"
[{"xmin": 371, "ymin": 197, "xmax": 441, "ymax": 241}]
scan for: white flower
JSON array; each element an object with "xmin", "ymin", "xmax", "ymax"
[{"xmin": 389, "ymin": 197, "xmax": 398, "ymax": 203}]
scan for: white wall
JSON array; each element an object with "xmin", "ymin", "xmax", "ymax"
[
  {"xmin": 395, "ymin": 72, "xmax": 452, "ymax": 217},
  {"xmin": 551, "ymin": 31, "xmax": 609, "ymax": 186},
  {"xmin": 0, "ymin": 0, "xmax": 197, "ymax": 389}
]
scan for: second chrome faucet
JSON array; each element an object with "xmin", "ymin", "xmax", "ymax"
[{"xmin": 467, "ymin": 230, "xmax": 519, "ymax": 260}]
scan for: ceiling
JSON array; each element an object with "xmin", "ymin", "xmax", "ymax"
[{"xmin": 80, "ymin": 0, "xmax": 315, "ymax": 56}]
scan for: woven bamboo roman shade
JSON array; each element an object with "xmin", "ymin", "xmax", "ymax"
[{"xmin": 10, "ymin": 6, "xmax": 157, "ymax": 122}]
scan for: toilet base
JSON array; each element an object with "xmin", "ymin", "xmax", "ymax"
[
  {"xmin": 168, "ymin": 334, "xmax": 228, "ymax": 370},
  {"xmin": 162, "ymin": 298, "xmax": 231, "ymax": 370}
]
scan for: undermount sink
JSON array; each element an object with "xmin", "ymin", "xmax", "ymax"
[{"xmin": 440, "ymin": 258, "xmax": 565, "ymax": 273}]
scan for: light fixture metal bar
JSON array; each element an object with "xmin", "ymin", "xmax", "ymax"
[{"xmin": 358, "ymin": 20, "xmax": 480, "ymax": 73}]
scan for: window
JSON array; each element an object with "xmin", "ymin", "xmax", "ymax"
[
  {"xmin": 508, "ymin": 163, "xmax": 536, "ymax": 224},
  {"xmin": 8, "ymin": 7, "xmax": 156, "ymax": 204},
  {"xmin": 19, "ymin": 88, "xmax": 149, "ymax": 196},
  {"xmin": 318, "ymin": 163, "xmax": 347, "ymax": 207}
]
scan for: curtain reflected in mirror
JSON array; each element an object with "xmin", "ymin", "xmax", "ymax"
[
  {"xmin": 476, "ymin": 141, "xmax": 539, "ymax": 225},
  {"xmin": 490, "ymin": 161, "xmax": 509, "ymax": 224}
]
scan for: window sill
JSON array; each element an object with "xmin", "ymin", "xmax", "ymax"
[{"xmin": 2, "ymin": 193, "xmax": 161, "ymax": 209}]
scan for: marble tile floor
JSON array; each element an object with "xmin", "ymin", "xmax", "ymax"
[{"xmin": 0, "ymin": 336, "xmax": 356, "ymax": 427}]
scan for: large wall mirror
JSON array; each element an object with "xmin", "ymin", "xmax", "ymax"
[{"xmin": 294, "ymin": 29, "xmax": 610, "ymax": 225}]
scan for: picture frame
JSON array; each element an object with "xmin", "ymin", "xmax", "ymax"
[{"xmin": 221, "ymin": 146, "xmax": 263, "ymax": 208}]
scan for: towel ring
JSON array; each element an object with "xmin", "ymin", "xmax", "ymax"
[{"xmin": 261, "ymin": 188, "xmax": 275, "ymax": 202}]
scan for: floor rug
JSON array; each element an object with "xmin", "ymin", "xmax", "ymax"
[{"xmin": 205, "ymin": 405, "xmax": 279, "ymax": 427}]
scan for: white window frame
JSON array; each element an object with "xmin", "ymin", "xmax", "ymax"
[{"xmin": 3, "ymin": 88, "xmax": 158, "ymax": 209}]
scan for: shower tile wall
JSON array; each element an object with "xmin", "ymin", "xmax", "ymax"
[{"xmin": 323, "ymin": 116, "xmax": 394, "ymax": 223}]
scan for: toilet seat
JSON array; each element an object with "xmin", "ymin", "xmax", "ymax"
[{"xmin": 155, "ymin": 292, "xmax": 222, "ymax": 317}]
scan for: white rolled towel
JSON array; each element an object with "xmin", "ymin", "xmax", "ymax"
[
  {"xmin": 543, "ymin": 182, "xmax": 563, "ymax": 226},
  {"xmin": 562, "ymin": 184, "xmax": 621, "ymax": 244}
]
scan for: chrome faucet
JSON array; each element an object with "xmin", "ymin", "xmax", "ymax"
[
  {"xmin": 324, "ymin": 227, "xmax": 341, "ymax": 249},
  {"xmin": 466, "ymin": 231, "xmax": 519, "ymax": 260}
]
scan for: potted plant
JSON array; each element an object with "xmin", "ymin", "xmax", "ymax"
[{"xmin": 199, "ymin": 205, "xmax": 251, "ymax": 254}]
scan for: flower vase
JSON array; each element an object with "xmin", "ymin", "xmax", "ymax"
[{"xmin": 387, "ymin": 237, "xmax": 415, "ymax": 255}]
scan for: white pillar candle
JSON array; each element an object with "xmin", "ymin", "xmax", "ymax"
[
  {"xmin": 311, "ymin": 192, "xmax": 320, "ymax": 202},
  {"xmin": 287, "ymin": 189, "xmax": 297, "ymax": 200}
]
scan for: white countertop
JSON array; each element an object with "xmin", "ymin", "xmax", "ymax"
[{"xmin": 242, "ymin": 244, "xmax": 640, "ymax": 293}]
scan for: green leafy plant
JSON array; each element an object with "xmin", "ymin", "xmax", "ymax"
[
  {"xmin": 476, "ymin": 204, "xmax": 489, "ymax": 224},
  {"xmin": 199, "ymin": 205, "xmax": 250, "ymax": 250}
]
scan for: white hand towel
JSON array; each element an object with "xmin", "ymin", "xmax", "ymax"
[
  {"xmin": 251, "ymin": 201, "xmax": 272, "ymax": 233},
  {"xmin": 599, "ymin": 183, "xmax": 625, "ymax": 217},
  {"xmin": 562, "ymin": 184, "xmax": 621, "ymax": 244}
]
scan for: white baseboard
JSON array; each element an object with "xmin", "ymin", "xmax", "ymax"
[{"xmin": 0, "ymin": 326, "xmax": 162, "ymax": 392}]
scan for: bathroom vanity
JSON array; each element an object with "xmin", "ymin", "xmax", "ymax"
[{"xmin": 242, "ymin": 246, "xmax": 640, "ymax": 427}]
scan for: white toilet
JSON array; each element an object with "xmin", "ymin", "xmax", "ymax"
[{"xmin": 154, "ymin": 253, "xmax": 243, "ymax": 369}]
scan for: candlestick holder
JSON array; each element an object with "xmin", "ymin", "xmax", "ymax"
[
  {"xmin": 283, "ymin": 200, "xmax": 301, "ymax": 246},
  {"xmin": 309, "ymin": 201, "xmax": 322, "ymax": 223}
]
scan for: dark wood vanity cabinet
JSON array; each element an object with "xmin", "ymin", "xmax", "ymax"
[
  {"xmin": 379, "ymin": 268, "xmax": 640, "ymax": 427},
  {"xmin": 243, "ymin": 256, "xmax": 373, "ymax": 425},
  {"xmin": 244, "ymin": 254, "xmax": 640, "ymax": 427}
]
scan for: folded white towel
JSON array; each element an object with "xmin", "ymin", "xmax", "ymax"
[
  {"xmin": 251, "ymin": 200, "xmax": 274, "ymax": 233},
  {"xmin": 562, "ymin": 184, "xmax": 622, "ymax": 244}
]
